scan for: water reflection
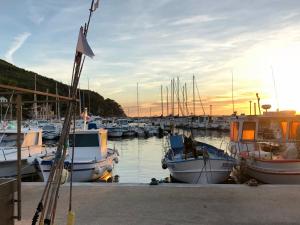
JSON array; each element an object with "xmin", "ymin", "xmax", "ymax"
[{"xmin": 108, "ymin": 129, "xmax": 230, "ymax": 183}]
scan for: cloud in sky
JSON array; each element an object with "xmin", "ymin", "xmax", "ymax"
[
  {"xmin": 1, "ymin": 0, "xmax": 300, "ymax": 115},
  {"xmin": 5, "ymin": 32, "xmax": 31, "ymax": 63}
]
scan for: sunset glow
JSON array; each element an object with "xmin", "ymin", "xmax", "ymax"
[{"xmin": 1, "ymin": 1, "xmax": 300, "ymax": 116}]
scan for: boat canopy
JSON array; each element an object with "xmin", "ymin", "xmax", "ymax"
[
  {"xmin": 170, "ymin": 134, "xmax": 184, "ymax": 154},
  {"xmin": 69, "ymin": 129, "xmax": 108, "ymax": 160}
]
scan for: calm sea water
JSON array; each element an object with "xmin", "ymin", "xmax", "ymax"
[{"xmin": 108, "ymin": 129, "xmax": 230, "ymax": 183}]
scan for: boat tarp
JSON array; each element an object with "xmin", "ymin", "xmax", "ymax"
[{"xmin": 170, "ymin": 135, "xmax": 184, "ymax": 154}]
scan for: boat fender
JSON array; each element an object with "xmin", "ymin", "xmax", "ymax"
[
  {"xmin": 161, "ymin": 159, "xmax": 168, "ymax": 169},
  {"xmin": 114, "ymin": 157, "xmax": 119, "ymax": 164},
  {"xmin": 27, "ymin": 156, "xmax": 35, "ymax": 164},
  {"xmin": 94, "ymin": 167, "xmax": 102, "ymax": 175},
  {"xmin": 60, "ymin": 168, "xmax": 69, "ymax": 184},
  {"xmin": 149, "ymin": 178, "xmax": 159, "ymax": 185},
  {"xmin": 162, "ymin": 162, "xmax": 168, "ymax": 169},
  {"xmin": 106, "ymin": 165, "xmax": 113, "ymax": 172}
]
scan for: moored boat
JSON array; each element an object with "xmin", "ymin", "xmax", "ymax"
[
  {"xmin": 162, "ymin": 134, "xmax": 235, "ymax": 184},
  {"xmin": 37, "ymin": 129, "xmax": 119, "ymax": 182},
  {"xmin": 229, "ymin": 110, "xmax": 300, "ymax": 184}
]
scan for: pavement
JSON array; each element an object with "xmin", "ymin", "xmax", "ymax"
[{"xmin": 15, "ymin": 183, "xmax": 300, "ymax": 225}]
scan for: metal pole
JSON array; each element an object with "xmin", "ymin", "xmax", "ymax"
[
  {"xmin": 88, "ymin": 77, "xmax": 90, "ymax": 113},
  {"xmin": 249, "ymin": 101, "xmax": 252, "ymax": 115},
  {"xmin": 16, "ymin": 94, "xmax": 22, "ymax": 220}
]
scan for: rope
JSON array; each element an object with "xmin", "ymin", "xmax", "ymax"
[{"xmin": 69, "ymin": 105, "xmax": 76, "ymax": 211}]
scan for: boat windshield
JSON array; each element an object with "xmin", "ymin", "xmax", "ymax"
[
  {"xmin": 257, "ymin": 119, "xmax": 287, "ymax": 141},
  {"xmin": 69, "ymin": 133, "xmax": 99, "ymax": 147},
  {"xmin": 43, "ymin": 125, "xmax": 56, "ymax": 131}
]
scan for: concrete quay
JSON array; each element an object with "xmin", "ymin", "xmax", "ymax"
[{"xmin": 16, "ymin": 183, "xmax": 300, "ymax": 225}]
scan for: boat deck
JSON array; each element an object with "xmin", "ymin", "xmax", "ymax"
[{"xmin": 16, "ymin": 183, "xmax": 300, "ymax": 225}]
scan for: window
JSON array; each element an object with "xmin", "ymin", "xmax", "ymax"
[
  {"xmin": 69, "ymin": 133, "xmax": 99, "ymax": 147},
  {"xmin": 242, "ymin": 122, "xmax": 256, "ymax": 141},
  {"xmin": 289, "ymin": 121, "xmax": 300, "ymax": 140},
  {"xmin": 280, "ymin": 121, "xmax": 288, "ymax": 141},
  {"xmin": 230, "ymin": 122, "xmax": 239, "ymax": 141}
]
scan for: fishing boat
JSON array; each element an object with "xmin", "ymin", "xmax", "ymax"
[
  {"xmin": 37, "ymin": 129, "xmax": 119, "ymax": 182},
  {"xmin": 42, "ymin": 123, "xmax": 62, "ymax": 140},
  {"xmin": 229, "ymin": 110, "xmax": 300, "ymax": 184},
  {"xmin": 0, "ymin": 128, "xmax": 52, "ymax": 178},
  {"xmin": 162, "ymin": 134, "xmax": 235, "ymax": 184}
]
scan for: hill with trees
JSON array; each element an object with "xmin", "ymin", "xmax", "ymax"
[{"xmin": 0, "ymin": 59, "xmax": 126, "ymax": 118}]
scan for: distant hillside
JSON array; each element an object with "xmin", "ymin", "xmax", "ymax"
[{"xmin": 0, "ymin": 59, "xmax": 126, "ymax": 118}]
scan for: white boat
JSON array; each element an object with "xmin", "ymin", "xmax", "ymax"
[
  {"xmin": 229, "ymin": 110, "xmax": 300, "ymax": 184},
  {"xmin": 162, "ymin": 134, "xmax": 235, "ymax": 184},
  {"xmin": 107, "ymin": 127, "xmax": 123, "ymax": 138},
  {"xmin": 37, "ymin": 129, "xmax": 119, "ymax": 182},
  {"xmin": 0, "ymin": 128, "xmax": 52, "ymax": 178},
  {"xmin": 42, "ymin": 123, "xmax": 62, "ymax": 140}
]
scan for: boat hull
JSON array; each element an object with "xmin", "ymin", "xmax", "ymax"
[
  {"xmin": 167, "ymin": 158, "xmax": 234, "ymax": 184},
  {"xmin": 0, "ymin": 159, "xmax": 36, "ymax": 178},
  {"xmin": 38, "ymin": 154, "xmax": 117, "ymax": 182},
  {"xmin": 244, "ymin": 158, "xmax": 300, "ymax": 184}
]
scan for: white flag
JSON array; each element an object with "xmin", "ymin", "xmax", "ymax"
[
  {"xmin": 76, "ymin": 27, "xmax": 95, "ymax": 58},
  {"xmin": 93, "ymin": 0, "xmax": 100, "ymax": 11}
]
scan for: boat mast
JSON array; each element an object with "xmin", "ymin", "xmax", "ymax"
[
  {"xmin": 231, "ymin": 70, "xmax": 235, "ymax": 114},
  {"xmin": 137, "ymin": 82, "xmax": 139, "ymax": 118},
  {"xmin": 166, "ymin": 86, "xmax": 169, "ymax": 116},
  {"xmin": 160, "ymin": 85, "xmax": 163, "ymax": 116},
  {"xmin": 185, "ymin": 82, "xmax": 189, "ymax": 115},
  {"xmin": 177, "ymin": 76, "xmax": 179, "ymax": 116},
  {"xmin": 193, "ymin": 74, "xmax": 195, "ymax": 116},
  {"xmin": 46, "ymin": 88, "xmax": 49, "ymax": 120},
  {"xmin": 34, "ymin": 74, "xmax": 38, "ymax": 119},
  {"xmin": 88, "ymin": 76, "xmax": 90, "ymax": 113}
]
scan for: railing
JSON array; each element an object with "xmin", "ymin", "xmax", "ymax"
[
  {"xmin": 231, "ymin": 139, "xmax": 300, "ymax": 160},
  {"xmin": 0, "ymin": 145, "xmax": 50, "ymax": 161}
]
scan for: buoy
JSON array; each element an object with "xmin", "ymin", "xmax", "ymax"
[
  {"xmin": 114, "ymin": 157, "xmax": 119, "ymax": 164},
  {"xmin": 149, "ymin": 178, "xmax": 159, "ymax": 185},
  {"xmin": 67, "ymin": 210, "xmax": 75, "ymax": 225},
  {"xmin": 106, "ymin": 165, "xmax": 113, "ymax": 172},
  {"xmin": 60, "ymin": 168, "xmax": 69, "ymax": 184}
]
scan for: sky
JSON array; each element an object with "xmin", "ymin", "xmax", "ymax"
[{"xmin": 1, "ymin": 0, "xmax": 300, "ymax": 116}]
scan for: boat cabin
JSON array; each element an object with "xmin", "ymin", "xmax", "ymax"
[
  {"xmin": 230, "ymin": 111, "xmax": 300, "ymax": 153},
  {"xmin": 68, "ymin": 129, "xmax": 108, "ymax": 161},
  {"xmin": 0, "ymin": 128, "xmax": 43, "ymax": 161}
]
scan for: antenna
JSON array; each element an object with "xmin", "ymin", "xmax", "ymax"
[
  {"xmin": 231, "ymin": 70, "xmax": 235, "ymax": 114},
  {"xmin": 271, "ymin": 66, "xmax": 279, "ymax": 111}
]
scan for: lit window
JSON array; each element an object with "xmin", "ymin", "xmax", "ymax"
[
  {"xmin": 242, "ymin": 122, "xmax": 256, "ymax": 141},
  {"xmin": 289, "ymin": 121, "xmax": 300, "ymax": 140}
]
